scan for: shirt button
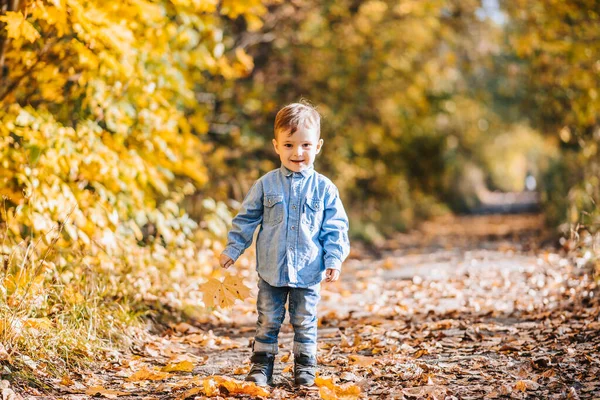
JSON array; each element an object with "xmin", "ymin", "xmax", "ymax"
[
  {"xmin": 291, "ymin": 226, "xmax": 295, "ymax": 230},
  {"xmin": 292, "ymin": 205, "xmax": 297, "ymax": 209}
]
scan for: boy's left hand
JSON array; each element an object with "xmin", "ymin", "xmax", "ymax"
[{"xmin": 325, "ymin": 268, "xmax": 340, "ymax": 282}]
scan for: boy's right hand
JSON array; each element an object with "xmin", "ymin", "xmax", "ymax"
[{"xmin": 219, "ymin": 253, "xmax": 234, "ymax": 269}]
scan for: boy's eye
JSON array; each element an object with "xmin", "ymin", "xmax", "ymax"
[
  {"xmin": 284, "ymin": 144, "xmax": 293, "ymax": 148},
  {"xmin": 303, "ymin": 144, "xmax": 312, "ymax": 148}
]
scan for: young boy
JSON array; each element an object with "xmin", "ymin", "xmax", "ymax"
[{"xmin": 219, "ymin": 102, "xmax": 350, "ymax": 386}]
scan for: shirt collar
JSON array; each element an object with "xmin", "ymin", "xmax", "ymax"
[{"xmin": 280, "ymin": 164, "xmax": 315, "ymax": 178}]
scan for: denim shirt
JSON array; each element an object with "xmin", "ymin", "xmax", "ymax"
[{"xmin": 223, "ymin": 165, "xmax": 350, "ymax": 288}]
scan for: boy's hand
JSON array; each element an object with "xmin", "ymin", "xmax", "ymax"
[
  {"xmin": 325, "ymin": 268, "xmax": 340, "ymax": 282},
  {"xmin": 219, "ymin": 254, "xmax": 234, "ymax": 269}
]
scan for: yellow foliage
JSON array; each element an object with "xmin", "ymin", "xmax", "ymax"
[
  {"xmin": 0, "ymin": 0, "xmax": 263, "ymax": 374},
  {"xmin": 0, "ymin": 11, "xmax": 40, "ymax": 42}
]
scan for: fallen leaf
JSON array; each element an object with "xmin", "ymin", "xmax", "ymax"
[
  {"xmin": 60, "ymin": 375, "xmax": 75, "ymax": 386},
  {"xmin": 283, "ymin": 364, "xmax": 293, "ymax": 374},
  {"xmin": 233, "ymin": 365, "xmax": 250, "ymax": 374},
  {"xmin": 172, "ymin": 322, "xmax": 202, "ymax": 334},
  {"xmin": 348, "ymin": 354, "xmax": 379, "ymax": 367},
  {"xmin": 413, "ymin": 349, "xmax": 429, "ymax": 359},
  {"xmin": 0, "ymin": 380, "xmax": 23, "ymax": 400},
  {"xmin": 85, "ymin": 386, "xmax": 129, "ymax": 399},
  {"xmin": 515, "ymin": 380, "xmax": 527, "ymax": 392},
  {"xmin": 162, "ymin": 361, "xmax": 194, "ymax": 373},
  {"xmin": 177, "ymin": 387, "xmax": 202, "ymax": 400},
  {"xmin": 126, "ymin": 367, "xmax": 171, "ymax": 381},
  {"xmin": 315, "ymin": 376, "xmax": 360, "ymax": 400},
  {"xmin": 202, "ymin": 376, "xmax": 270, "ymax": 397}
]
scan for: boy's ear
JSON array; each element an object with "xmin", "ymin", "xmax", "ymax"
[
  {"xmin": 272, "ymin": 138, "xmax": 280, "ymax": 155},
  {"xmin": 315, "ymin": 138, "xmax": 324, "ymax": 154}
]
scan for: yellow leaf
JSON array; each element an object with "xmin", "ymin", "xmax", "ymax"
[
  {"xmin": 315, "ymin": 376, "xmax": 361, "ymax": 400},
  {"xmin": 201, "ymin": 274, "xmax": 251, "ymax": 309},
  {"xmin": 319, "ymin": 386, "xmax": 340, "ymax": 400},
  {"xmin": 235, "ymin": 47, "xmax": 254, "ymax": 73},
  {"xmin": 161, "ymin": 360, "xmax": 194, "ymax": 373},
  {"xmin": 126, "ymin": 367, "xmax": 171, "ymax": 381},
  {"xmin": 0, "ymin": 11, "xmax": 40, "ymax": 42},
  {"xmin": 60, "ymin": 375, "xmax": 75, "ymax": 386},
  {"xmin": 203, "ymin": 376, "xmax": 270, "ymax": 397},
  {"xmin": 233, "ymin": 365, "xmax": 250, "ymax": 374}
]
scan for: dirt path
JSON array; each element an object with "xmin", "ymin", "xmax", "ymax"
[{"xmin": 29, "ymin": 214, "xmax": 599, "ymax": 399}]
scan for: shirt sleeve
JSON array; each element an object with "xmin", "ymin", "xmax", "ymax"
[
  {"xmin": 319, "ymin": 184, "xmax": 350, "ymax": 271},
  {"xmin": 222, "ymin": 180, "xmax": 264, "ymax": 262}
]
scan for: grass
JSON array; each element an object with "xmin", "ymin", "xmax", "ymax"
[{"xmin": 0, "ymin": 223, "xmax": 141, "ymax": 382}]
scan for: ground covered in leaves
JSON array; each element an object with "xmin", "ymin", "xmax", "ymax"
[{"xmin": 16, "ymin": 214, "xmax": 600, "ymax": 399}]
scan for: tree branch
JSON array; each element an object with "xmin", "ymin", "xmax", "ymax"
[{"xmin": 0, "ymin": 37, "xmax": 55, "ymax": 105}]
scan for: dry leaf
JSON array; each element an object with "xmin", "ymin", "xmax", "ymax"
[
  {"xmin": 0, "ymin": 380, "xmax": 23, "ymax": 400},
  {"xmin": 315, "ymin": 376, "xmax": 360, "ymax": 400},
  {"xmin": 201, "ymin": 275, "xmax": 251, "ymax": 309},
  {"xmin": 162, "ymin": 361, "xmax": 194, "ymax": 373},
  {"xmin": 202, "ymin": 376, "xmax": 270, "ymax": 397},
  {"xmin": 413, "ymin": 349, "xmax": 429, "ymax": 359},
  {"xmin": 233, "ymin": 365, "xmax": 251, "ymax": 374},
  {"xmin": 126, "ymin": 367, "xmax": 171, "ymax": 381},
  {"xmin": 348, "ymin": 354, "xmax": 379, "ymax": 367},
  {"xmin": 177, "ymin": 387, "xmax": 202, "ymax": 400},
  {"xmin": 515, "ymin": 380, "xmax": 527, "ymax": 392},
  {"xmin": 283, "ymin": 364, "xmax": 293, "ymax": 374},
  {"xmin": 85, "ymin": 386, "xmax": 129, "ymax": 399},
  {"xmin": 60, "ymin": 375, "xmax": 75, "ymax": 386}
]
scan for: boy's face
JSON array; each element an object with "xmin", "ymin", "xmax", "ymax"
[{"xmin": 272, "ymin": 125, "xmax": 323, "ymax": 173}]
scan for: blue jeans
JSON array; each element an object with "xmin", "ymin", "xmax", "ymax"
[{"xmin": 253, "ymin": 277, "xmax": 321, "ymax": 356}]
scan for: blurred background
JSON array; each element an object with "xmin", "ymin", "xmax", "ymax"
[
  {"xmin": 0, "ymin": 0, "xmax": 598, "ymax": 368},
  {"xmin": 187, "ymin": 0, "xmax": 598, "ymax": 242}
]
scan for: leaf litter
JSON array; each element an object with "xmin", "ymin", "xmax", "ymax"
[{"xmin": 16, "ymin": 215, "xmax": 600, "ymax": 399}]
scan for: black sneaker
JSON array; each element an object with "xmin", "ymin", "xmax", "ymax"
[
  {"xmin": 294, "ymin": 353, "xmax": 317, "ymax": 386},
  {"xmin": 245, "ymin": 352, "xmax": 275, "ymax": 386}
]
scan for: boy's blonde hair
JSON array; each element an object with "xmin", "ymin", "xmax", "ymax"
[{"xmin": 274, "ymin": 101, "xmax": 321, "ymax": 139}]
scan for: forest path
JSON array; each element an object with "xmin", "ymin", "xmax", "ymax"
[{"xmin": 30, "ymin": 214, "xmax": 599, "ymax": 399}]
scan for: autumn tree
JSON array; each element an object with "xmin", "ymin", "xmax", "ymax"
[
  {"xmin": 498, "ymin": 0, "xmax": 600, "ymax": 229},
  {"xmin": 0, "ymin": 0, "xmax": 264, "ymax": 366},
  {"xmin": 215, "ymin": 0, "xmax": 551, "ymax": 237}
]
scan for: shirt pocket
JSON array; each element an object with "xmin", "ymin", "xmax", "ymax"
[
  {"xmin": 301, "ymin": 196, "xmax": 324, "ymax": 232},
  {"xmin": 263, "ymin": 194, "xmax": 284, "ymax": 225}
]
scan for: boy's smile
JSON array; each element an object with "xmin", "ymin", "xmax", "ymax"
[{"xmin": 273, "ymin": 125, "xmax": 323, "ymax": 173}]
